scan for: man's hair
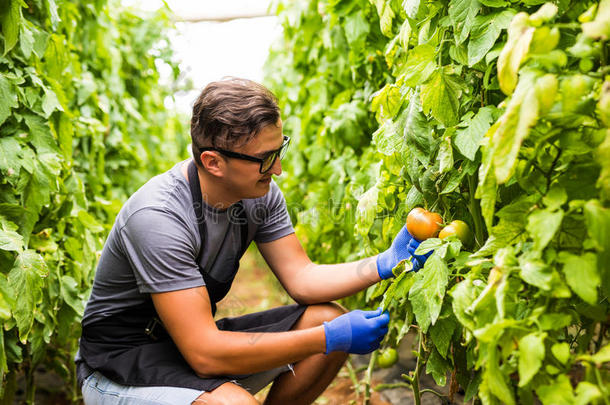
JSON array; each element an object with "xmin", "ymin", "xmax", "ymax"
[{"xmin": 190, "ymin": 77, "xmax": 281, "ymax": 167}]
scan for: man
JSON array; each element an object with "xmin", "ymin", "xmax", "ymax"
[{"xmin": 77, "ymin": 78, "xmax": 428, "ymax": 404}]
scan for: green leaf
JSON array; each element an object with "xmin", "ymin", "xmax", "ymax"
[
  {"xmin": 448, "ymin": 0, "xmax": 481, "ymax": 45},
  {"xmin": 421, "ymin": 69, "xmax": 461, "ymax": 127},
  {"xmin": 485, "ymin": 344, "xmax": 516, "ymax": 405},
  {"xmin": 0, "ymin": 137, "xmax": 22, "ymax": 176},
  {"xmin": 455, "ymin": 106, "xmax": 495, "ymax": 160},
  {"xmin": 551, "ymin": 342, "xmax": 570, "ymax": 365},
  {"xmin": 518, "ymin": 332, "xmax": 546, "ymax": 386},
  {"xmin": 526, "ymin": 208, "xmax": 563, "ymax": 252},
  {"xmin": 558, "ymin": 252, "xmax": 599, "ymax": 305},
  {"xmin": 60, "ymin": 276, "xmax": 85, "ymax": 316},
  {"xmin": 373, "ymin": 115, "xmax": 406, "ymax": 155},
  {"xmin": 426, "ymin": 347, "xmax": 449, "ymax": 385},
  {"xmin": 575, "ymin": 382, "xmax": 602, "ymax": 405},
  {"xmin": 539, "ymin": 313, "xmax": 572, "ymax": 330},
  {"xmin": 0, "ymin": 74, "xmax": 19, "ymax": 125},
  {"xmin": 497, "ymin": 13, "xmax": 535, "ymax": 95},
  {"xmin": 415, "ymin": 237, "xmax": 443, "ymax": 255},
  {"xmin": 0, "ymin": 223, "xmax": 23, "ymax": 252},
  {"xmin": 77, "ymin": 210, "xmax": 105, "ymax": 234},
  {"xmin": 584, "ymin": 200, "xmax": 610, "ymax": 252},
  {"xmin": 23, "ymin": 114, "xmax": 60, "ymax": 154},
  {"xmin": 344, "ymin": 12, "xmax": 370, "ymax": 46},
  {"xmin": 451, "ymin": 277, "xmax": 483, "ymax": 331},
  {"xmin": 542, "ymin": 185, "xmax": 567, "ymax": 211},
  {"xmin": 19, "ymin": 23, "xmax": 34, "ymax": 58},
  {"xmin": 0, "ymin": 274, "xmax": 13, "ymax": 321},
  {"xmin": 536, "ymin": 374, "xmax": 575, "ymax": 405},
  {"xmin": 403, "ymin": 90, "xmax": 433, "ymax": 165},
  {"xmin": 371, "ymin": 84, "xmax": 404, "ymax": 121},
  {"xmin": 1, "ymin": 0, "xmax": 23, "ymax": 55},
  {"xmin": 41, "ymin": 87, "xmax": 63, "ymax": 117},
  {"xmin": 468, "ymin": 9, "xmax": 516, "ymax": 66},
  {"xmin": 578, "ymin": 343, "xmax": 610, "ymax": 365},
  {"xmin": 409, "ymin": 254, "xmax": 449, "ymax": 333},
  {"xmin": 584, "ymin": 199, "xmax": 610, "ymax": 296},
  {"xmin": 397, "ymin": 44, "xmax": 436, "ymax": 87},
  {"xmin": 519, "ymin": 257, "xmax": 552, "ymax": 290},
  {"xmin": 7, "ymin": 250, "xmax": 48, "ymax": 342},
  {"xmin": 430, "ymin": 314, "xmax": 457, "ymax": 358}
]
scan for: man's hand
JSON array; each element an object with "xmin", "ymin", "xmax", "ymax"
[
  {"xmin": 376, "ymin": 225, "xmax": 431, "ymax": 279},
  {"xmin": 323, "ymin": 308, "xmax": 389, "ymax": 354}
]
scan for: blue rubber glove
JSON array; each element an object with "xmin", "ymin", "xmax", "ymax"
[
  {"xmin": 376, "ymin": 226, "xmax": 432, "ymax": 279},
  {"xmin": 323, "ymin": 308, "xmax": 390, "ymax": 354},
  {"xmin": 408, "ymin": 238, "xmax": 433, "ymax": 273}
]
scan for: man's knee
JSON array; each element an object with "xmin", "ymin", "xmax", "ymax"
[
  {"xmin": 295, "ymin": 302, "xmax": 348, "ymax": 329},
  {"xmin": 192, "ymin": 382, "xmax": 259, "ymax": 405}
]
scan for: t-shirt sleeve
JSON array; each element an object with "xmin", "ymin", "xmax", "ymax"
[
  {"xmin": 118, "ymin": 208, "xmax": 205, "ymax": 293},
  {"xmin": 253, "ymin": 181, "xmax": 295, "ymax": 243}
]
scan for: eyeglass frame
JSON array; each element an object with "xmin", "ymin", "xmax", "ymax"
[{"xmin": 198, "ymin": 135, "xmax": 291, "ymax": 174}]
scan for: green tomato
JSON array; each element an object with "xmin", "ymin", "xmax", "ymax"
[
  {"xmin": 439, "ymin": 220, "xmax": 473, "ymax": 247},
  {"xmin": 579, "ymin": 58, "xmax": 595, "ymax": 73},
  {"xmin": 377, "ymin": 348, "xmax": 399, "ymax": 368}
]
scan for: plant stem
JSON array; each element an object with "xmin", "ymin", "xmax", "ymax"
[
  {"xmin": 363, "ymin": 351, "xmax": 378, "ymax": 405},
  {"xmin": 374, "ymin": 382, "xmax": 412, "ymax": 391},
  {"xmin": 412, "ymin": 330, "xmax": 425, "ymax": 405},
  {"xmin": 467, "ymin": 174, "xmax": 486, "ymax": 248},
  {"xmin": 420, "ymin": 388, "xmax": 449, "ymax": 400},
  {"xmin": 345, "ymin": 358, "xmax": 361, "ymax": 399}
]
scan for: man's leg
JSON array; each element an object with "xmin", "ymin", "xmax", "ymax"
[
  {"xmin": 263, "ymin": 302, "xmax": 349, "ymax": 405},
  {"xmin": 192, "ymin": 382, "xmax": 259, "ymax": 405}
]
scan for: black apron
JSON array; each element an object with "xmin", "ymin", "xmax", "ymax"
[{"xmin": 78, "ymin": 161, "xmax": 307, "ymax": 391}]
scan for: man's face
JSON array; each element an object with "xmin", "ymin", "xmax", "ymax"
[{"xmin": 222, "ymin": 118, "xmax": 284, "ymax": 200}]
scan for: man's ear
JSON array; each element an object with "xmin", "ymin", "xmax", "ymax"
[{"xmin": 200, "ymin": 151, "xmax": 225, "ymax": 177}]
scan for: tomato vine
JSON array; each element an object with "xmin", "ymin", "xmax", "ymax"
[
  {"xmin": 266, "ymin": 0, "xmax": 610, "ymax": 403},
  {"xmin": 0, "ymin": 0, "xmax": 187, "ymax": 401}
]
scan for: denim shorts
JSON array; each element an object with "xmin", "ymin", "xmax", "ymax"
[{"xmin": 82, "ymin": 364, "xmax": 293, "ymax": 405}]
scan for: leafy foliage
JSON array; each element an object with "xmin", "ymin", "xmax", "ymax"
[
  {"xmin": 0, "ymin": 0, "xmax": 186, "ymax": 400},
  {"xmin": 266, "ymin": 0, "xmax": 610, "ymax": 402}
]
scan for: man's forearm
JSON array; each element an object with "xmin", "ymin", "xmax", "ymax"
[
  {"xmin": 194, "ymin": 325, "xmax": 326, "ymax": 376},
  {"xmin": 290, "ymin": 256, "xmax": 382, "ymax": 304}
]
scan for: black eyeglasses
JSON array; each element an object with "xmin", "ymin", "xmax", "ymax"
[{"xmin": 199, "ymin": 136, "xmax": 291, "ymax": 174}]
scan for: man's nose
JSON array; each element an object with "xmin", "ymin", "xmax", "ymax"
[{"xmin": 269, "ymin": 156, "xmax": 282, "ymax": 176}]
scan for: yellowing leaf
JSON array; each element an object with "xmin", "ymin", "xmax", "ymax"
[
  {"xmin": 497, "ymin": 12, "xmax": 535, "ymax": 95},
  {"xmin": 583, "ymin": 0, "xmax": 610, "ymax": 40}
]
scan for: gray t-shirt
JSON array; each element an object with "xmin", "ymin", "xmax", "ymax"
[{"xmin": 81, "ymin": 160, "xmax": 294, "ymax": 327}]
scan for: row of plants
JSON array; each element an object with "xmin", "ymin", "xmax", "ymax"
[
  {"xmin": 0, "ymin": 0, "xmax": 187, "ymax": 401},
  {"xmin": 266, "ymin": 0, "xmax": 610, "ymax": 403}
]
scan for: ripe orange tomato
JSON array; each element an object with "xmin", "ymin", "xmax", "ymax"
[
  {"xmin": 439, "ymin": 220, "xmax": 473, "ymax": 246},
  {"xmin": 406, "ymin": 208, "xmax": 443, "ymax": 241}
]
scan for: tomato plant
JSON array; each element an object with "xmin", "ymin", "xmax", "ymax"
[
  {"xmin": 267, "ymin": 0, "xmax": 610, "ymax": 404},
  {"xmin": 0, "ymin": 0, "xmax": 187, "ymax": 401}
]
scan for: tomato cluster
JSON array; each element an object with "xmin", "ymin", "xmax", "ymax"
[{"xmin": 406, "ymin": 208, "xmax": 472, "ymax": 247}]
